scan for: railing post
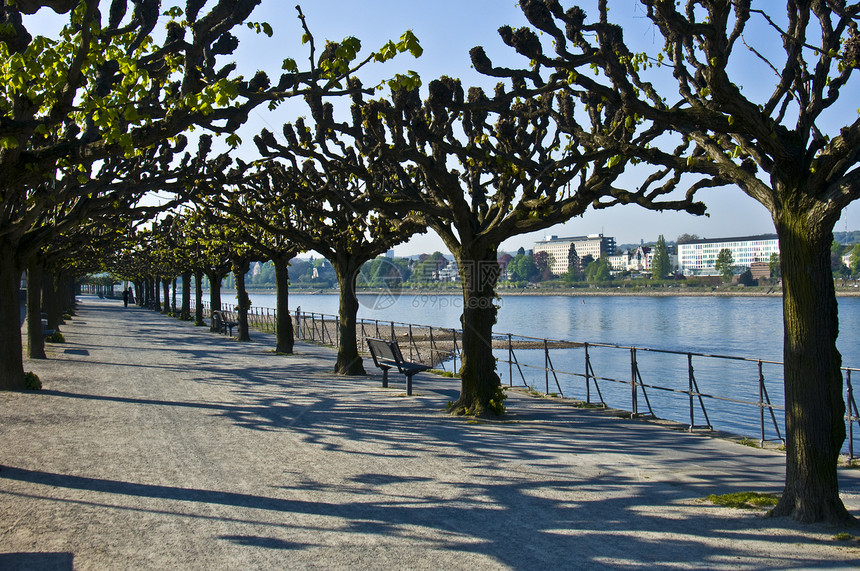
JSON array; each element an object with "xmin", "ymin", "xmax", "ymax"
[
  {"xmin": 631, "ymin": 348, "xmax": 638, "ymax": 417},
  {"xmin": 544, "ymin": 339, "xmax": 550, "ymax": 394},
  {"xmin": 849, "ymin": 370, "xmax": 854, "ymax": 461},
  {"xmin": 391, "ymin": 321, "xmax": 395, "ymax": 342},
  {"xmin": 688, "ymin": 353, "xmax": 695, "ymax": 430},
  {"xmin": 508, "ymin": 334, "xmax": 513, "ymax": 387},
  {"xmin": 585, "ymin": 343, "xmax": 591, "ymax": 404},
  {"xmin": 759, "ymin": 360, "xmax": 765, "ymax": 447},
  {"xmin": 452, "ymin": 328, "xmax": 458, "ymax": 373}
]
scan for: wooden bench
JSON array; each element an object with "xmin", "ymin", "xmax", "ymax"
[
  {"xmin": 212, "ymin": 310, "xmax": 238, "ymax": 336},
  {"xmin": 366, "ymin": 338, "xmax": 430, "ymax": 396}
]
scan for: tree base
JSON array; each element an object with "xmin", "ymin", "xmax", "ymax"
[
  {"xmin": 334, "ymin": 356, "xmax": 366, "ymax": 376},
  {"xmin": 447, "ymin": 388, "xmax": 506, "ymax": 417},
  {"xmin": 769, "ymin": 495, "xmax": 858, "ymax": 526}
]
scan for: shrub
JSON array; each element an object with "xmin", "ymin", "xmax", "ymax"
[
  {"xmin": 24, "ymin": 371, "xmax": 41, "ymax": 390},
  {"xmin": 46, "ymin": 331, "xmax": 65, "ymax": 343}
]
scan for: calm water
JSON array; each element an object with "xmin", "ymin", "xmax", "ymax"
[
  {"xmin": 242, "ymin": 291, "xmax": 860, "ymax": 451},
  {"xmin": 248, "ymin": 291, "xmax": 860, "ymax": 364}
]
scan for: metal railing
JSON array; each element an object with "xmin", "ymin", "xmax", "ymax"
[{"xmin": 189, "ymin": 300, "xmax": 860, "ymax": 460}]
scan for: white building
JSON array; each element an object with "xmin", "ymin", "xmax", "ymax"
[
  {"xmin": 677, "ymin": 234, "xmax": 779, "ymax": 276},
  {"xmin": 534, "ymin": 234, "xmax": 616, "ymax": 275}
]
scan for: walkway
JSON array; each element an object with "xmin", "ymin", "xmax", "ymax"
[{"xmin": 2, "ymin": 296, "xmax": 859, "ymax": 569}]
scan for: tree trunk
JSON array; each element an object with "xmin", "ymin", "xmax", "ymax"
[
  {"xmin": 153, "ymin": 276, "xmax": 160, "ymax": 310},
  {"xmin": 162, "ymin": 279, "xmax": 170, "ymax": 314},
  {"xmin": 207, "ymin": 270, "xmax": 223, "ymax": 332},
  {"xmin": 180, "ymin": 271, "xmax": 191, "ymax": 320},
  {"xmin": 26, "ymin": 258, "xmax": 46, "ymax": 359},
  {"xmin": 450, "ymin": 244, "xmax": 504, "ymax": 416},
  {"xmin": 0, "ymin": 244, "xmax": 26, "ymax": 391},
  {"xmin": 234, "ymin": 261, "xmax": 251, "ymax": 342},
  {"xmin": 133, "ymin": 280, "xmax": 143, "ymax": 306},
  {"xmin": 194, "ymin": 271, "xmax": 204, "ymax": 325},
  {"xmin": 171, "ymin": 277, "xmax": 178, "ymax": 315},
  {"xmin": 274, "ymin": 254, "xmax": 294, "ymax": 354},
  {"xmin": 44, "ymin": 270, "xmax": 63, "ymax": 330},
  {"xmin": 769, "ymin": 212, "xmax": 856, "ymax": 525},
  {"xmin": 334, "ymin": 262, "xmax": 365, "ymax": 375}
]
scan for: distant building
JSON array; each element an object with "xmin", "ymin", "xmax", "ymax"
[
  {"xmin": 433, "ymin": 261, "xmax": 460, "ymax": 282},
  {"xmin": 677, "ymin": 234, "xmax": 779, "ymax": 276},
  {"xmin": 534, "ymin": 234, "xmax": 616, "ymax": 276},
  {"xmin": 750, "ymin": 261, "xmax": 771, "ymax": 280}
]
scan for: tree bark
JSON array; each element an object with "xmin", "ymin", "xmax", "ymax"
[
  {"xmin": 44, "ymin": 269, "xmax": 63, "ymax": 330},
  {"xmin": 180, "ymin": 271, "xmax": 191, "ymax": 320},
  {"xmin": 334, "ymin": 262, "xmax": 365, "ymax": 375},
  {"xmin": 206, "ymin": 269, "xmax": 223, "ymax": 332},
  {"xmin": 769, "ymin": 211, "xmax": 856, "ymax": 525},
  {"xmin": 26, "ymin": 258, "xmax": 46, "ymax": 359},
  {"xmin": 194, "ymin": 271, "xmax": 204, "ymax": 325},
  {"xmin": 234, "ymin": 260, "xmax": 251, "ymax": 342},
  {"xmin": 162, "ymin": 279, "xmax": 170, "ymax": 314},
  {"xmin": 450, "ymin": 244, "xmax": 504, "ymax": 416},
  {"xmin": 274, "ymin": 254, "xmax": 294, "ymax": 354},
  {"xmin": 0, "ymin": 242, "xmax": 26, "ymax": 390}
]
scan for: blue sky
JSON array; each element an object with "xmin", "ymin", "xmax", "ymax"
[{"xmin": 27, "ymin": 1, "xmax": 857, "ymax": 253}]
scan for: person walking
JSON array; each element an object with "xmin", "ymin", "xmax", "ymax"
[{"xmin": 123, "ymin": 288, "xmax": 129, "ymax": 308}]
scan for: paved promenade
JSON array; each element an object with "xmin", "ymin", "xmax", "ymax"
[{"xmin": 2, "ymin": 296, "xmax": 859, "ymax": 569}]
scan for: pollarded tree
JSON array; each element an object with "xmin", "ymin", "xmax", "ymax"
[
  {"xmin": 298, "ymin": 77, "xmax": 705, "ymax": 416},
  {"xmin": 0, "ymin": 1, "xmax": 422, "ymax": 390},
  {"xmin": 223, "ymin": 157, "xmax": 423, "ymax": 374},
  {"xmin": 505, "ymin": 0, "xmax": 859, "ymax": 523}
]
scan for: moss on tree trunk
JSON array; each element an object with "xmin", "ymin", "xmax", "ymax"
[
  {"xmin": 334, "ymin": 264, "xmax": 365, "ymax": 376},
  {"xmin": 449, "ymin": 244, "xmax": 505, "ymax": 416},
  {"xmin": 769, "ymin": 213, "xmax": 856, "ymax": 525}
]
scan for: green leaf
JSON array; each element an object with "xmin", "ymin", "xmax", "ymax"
[
  {"xmin": 0, "ymin": 135, "xmax": 18, "ymax": 148},
  {"xmin": 398, "ymin": 30, "xmax": 422, "ymax": 58},
  {"xmin": 607, "ymin": 155, "xmax": 621, "ymax": 168}
]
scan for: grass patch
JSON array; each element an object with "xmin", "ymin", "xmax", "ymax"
[
  {"xmin": 429, "ymin": 369, "xmax": 456, "ymax": 378},
  {"xmin": 46, "ymin": 331, "xmax": 65, "ymax": 343},
  {"xmin": 833, "ymin": 533, "xmax": 860, "ymax": 543},
  {"xmin": 705, "ymin": 491, "xmax": 779, "ymax": 510},
  {"xmin": 574, "ymin": 402, "xmax": 605, "ymax": 409},
  {"xmin": 738, "ymin": 437, "xmax": 759, "ymax": 448}
]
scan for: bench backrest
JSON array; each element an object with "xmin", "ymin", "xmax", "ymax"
[
  {"xmin": 367, "ymin": 338, "xmax": 400, "ymax": 367},
  {"xmin": 212, "ymin": 311, "xmax": 223, "ymax": 327}
]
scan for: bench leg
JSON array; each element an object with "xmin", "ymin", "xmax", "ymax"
[
  {"xmin": 406, "ymin": 374, "xmax": 412, "ymax": 396},
  {"xmin": 382, "ymin": 369, "xmax": 388, "ymax": 388}
]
